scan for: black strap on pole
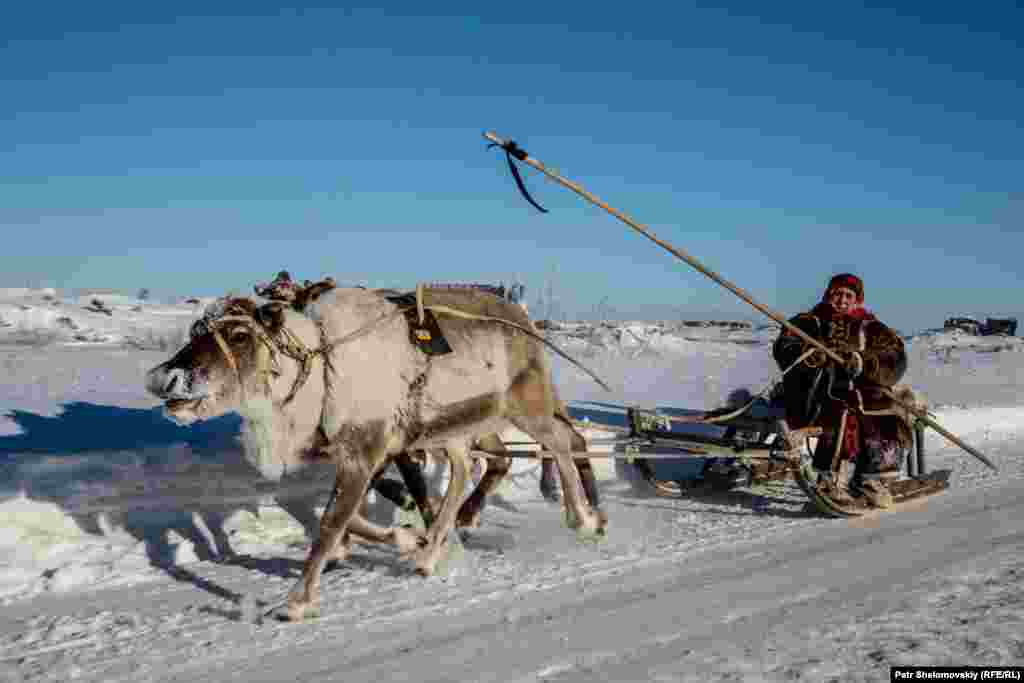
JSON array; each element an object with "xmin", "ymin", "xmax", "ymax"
[{"xmin": 488, "ymin": 139, "xmax": 548, "ymax": 213}]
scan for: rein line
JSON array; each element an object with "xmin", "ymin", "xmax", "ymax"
[{"xmin": 684, "ymin": 347, "xmax": 816, "ymax": 426}]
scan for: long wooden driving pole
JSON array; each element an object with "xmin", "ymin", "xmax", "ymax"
[{"xmin": 484, "ymin": 131, "xmax": 996, "ymax": 471}]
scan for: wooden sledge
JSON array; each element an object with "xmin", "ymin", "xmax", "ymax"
[
  {"xmin": 611, "ymin": 397, "xmax": 943, "ymax": 513},
  {"xmin": 471, "ymin": 392, "xmax": 941, "ymax": 515},
  {"xmin": 470, "ymin": 396, "xmax": 816, "ymax": 494}
]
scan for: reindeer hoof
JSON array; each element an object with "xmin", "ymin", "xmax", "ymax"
[
  {"xmin": 540, "ymin": 487, "xmax": 562, "ymax": 504},
  {"xmin": 412, "ymin": 549, "xmax": 439, "ymax": 577},
  {"xmin": 398, "ymin": 533, "xmax": 430, "ymax": 565},
  {"xmin": 566, "ymin": 507, "xmax": 606, "ymax": 541},
  {"xmin": 392, "ymin": 526, "xmax": 427, "ymax": 555},
  {"xmin": 575, "ymin": 524, "xmax": 605, "ymax": 542},
  {"xmin": 408, "ymin": 538, "xmax": 449, "ymax": 577},
  {"xmin": 280, "ymin": 600, "xmax": 321, "ymax": 622}
]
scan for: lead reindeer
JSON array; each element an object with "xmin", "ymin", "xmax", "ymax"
[{"xmin": 146, "ymin": 286, "xmax": 605, "ymax": 621}]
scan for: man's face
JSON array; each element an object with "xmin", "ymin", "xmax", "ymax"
[{"xmin": 828, "ymin": 287, "xmax": 859, "ymax": 315}]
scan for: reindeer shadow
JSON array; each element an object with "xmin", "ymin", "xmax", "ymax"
[
  {"xmin": 0, "ymin": 402, "xmax": 343, "ymax": 598},
  {"xmin": 0, "ymin": 401, "xmax": 243, "ymax": 456},
  {"xmin": 0, "ymin": 402, "xmax": 250, "ymax": 516}
]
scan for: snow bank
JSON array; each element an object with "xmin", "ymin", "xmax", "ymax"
[
  {"xmin": 1, "ymin": 285, "xmax": 1019, "ymax": 361},
  {"xmin": 0, "ymin": 290, "xmax": 195, "ymax": 350},
  {"xmin": 909, "ymin": 328, "xmax": 1024, "ymax": 354}
]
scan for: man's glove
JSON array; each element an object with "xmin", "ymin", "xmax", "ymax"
[
  {"xmin": 803, "ymin": 345, "xmax": 828, "ymax": 368},
  {"xmin": 841, "ymin": 350, "xmax": 864, "ymax": 378}
]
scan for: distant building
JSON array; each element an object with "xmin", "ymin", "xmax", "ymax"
[{"xmin": 943, "ymin": 317, "xmax": 982, "ymax": 335}]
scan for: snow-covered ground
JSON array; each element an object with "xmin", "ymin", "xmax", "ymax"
[{"xmin": 0, "ymin": 288, "xmax": 1021, "ymax": 681}]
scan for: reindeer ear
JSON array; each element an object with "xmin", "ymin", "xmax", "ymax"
[{"xmin": 257, "ymin": 301, "xmax": 286, "ymax": 331}]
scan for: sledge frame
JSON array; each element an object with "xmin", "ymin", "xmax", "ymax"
[{"xmin": 472, "ymin": 394, "xmax": 933, "ymax": 489}]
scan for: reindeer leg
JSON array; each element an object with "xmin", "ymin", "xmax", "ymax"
[
  {"xmin": 371, "ymin": 477, "xmax": 416, "ymax": 511},
  {"xmin": 457, "ymin": 433, "xmax": 509, "ymax": 529},
  {"xmin": 346, "ymin": 514, "xmax": 426, "ymax": 557},
  {"xmin": 539, "ymin": 458, "xmax": 562, "ymax": 502},
  {"xmin": 552, "ymin": 448, "xmax": 604, "ymax": 538},
  {"xmin": 277, "ymin": 488, "xmax": 356, "ymax": 565},
  {"xmin": 407, "ymin": 442, "xmax": 471, "ymax": 576},
  {"xmin": 554, "ymin": 411, "xmax": 606, "ymax": 525},
  {"xmin": 394, "ymin": 451, "xmax": 438, "ymax": 527},
  {"xmin": 279, "ymin": 481, "xmax": 426, "ymax": 565},
  {"xmin": 284, "ymin": 458, "xmax": 375, "ymax": 621},
  {"xmin": 511, "ymin": 415, "xmax": 604, "ymax": 538}
]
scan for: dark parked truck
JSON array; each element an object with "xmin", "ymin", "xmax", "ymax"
[
  {"xmin": 943, "ymin": 316, "xmax": 1018, "ymax": 336},
  {"xmin": 985, "ymin": 317, "xmax": 1018, "ymax": 336}
]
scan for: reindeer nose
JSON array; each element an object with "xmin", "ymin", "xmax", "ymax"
[{"xmin": 146, "ymin": 365, "xmax": 190, "ymax": 398}]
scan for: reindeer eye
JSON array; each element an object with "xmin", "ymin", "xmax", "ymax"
[{"xmin": 229, "ymin": 328, "xmax": 251, "ymax": 343}]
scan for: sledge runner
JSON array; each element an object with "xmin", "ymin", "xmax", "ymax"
[{"xmin": 773, "ymin": 273, "xmax": 909, "ymax": 509}]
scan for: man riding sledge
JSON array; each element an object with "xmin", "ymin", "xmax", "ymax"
[{"xmin": 773, "ymin": 273, "xmax": 910, "ymax": 508}]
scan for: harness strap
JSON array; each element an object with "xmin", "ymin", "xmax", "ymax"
[
  {"xmin": 319, "ymin": 308, "xmax": 409, "ymax": 355},
  {"xmin": 674, "ymin": 347, "xmax": 818, "ymax": 426},
  {"xmin": 421, "ymin": 303, "xmax": 610, "ymax": 392},
  {"xmin": 416, "ymin": 282, "xmax": 426, "ymax": 327},
  {"xmin": 277, "ymin": 326, "xmax": 316, "ymax": 407},
  {"xmin": 210, "ymin": 327, "xmax": 241, "ymax": 390}
]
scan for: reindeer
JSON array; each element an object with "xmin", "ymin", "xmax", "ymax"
[{"xmin": 146, "ymin": 286, "xmax": 605, "ymax": 621}]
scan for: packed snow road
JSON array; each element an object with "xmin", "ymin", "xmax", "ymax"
[{"xmin": 0, "ymin": 438, "xmax": 1021, "ymax": 682}]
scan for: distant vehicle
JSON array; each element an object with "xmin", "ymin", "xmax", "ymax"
[
  {"xmin": 943, "ymin": 316, "xmax": 1017, "ymax": 336},
  {"xmin": 984, "ymin": 317, "xmax": 1018, "ymax": 336}
]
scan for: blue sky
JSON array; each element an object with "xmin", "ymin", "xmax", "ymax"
[{"xmin": 3, "ymin": 2, "xmax": 1020, "ymax": 330}]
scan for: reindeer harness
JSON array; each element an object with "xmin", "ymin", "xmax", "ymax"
[{"xmin": 193, "ymin": 285, "xmax": 610, "ymax": 450}]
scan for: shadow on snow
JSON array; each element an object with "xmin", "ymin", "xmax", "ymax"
[{"xmin": 0, "ymin": 402, "xmax": 339, "ymax": 600}]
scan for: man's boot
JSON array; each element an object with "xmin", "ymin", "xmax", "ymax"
[
  {"xmin": 815, "ymin": 471, "xmax": 854, "ymax": 504},
  {"xmin": 859, "ymin": 478, "xmax": 893, "ymax": 508}
]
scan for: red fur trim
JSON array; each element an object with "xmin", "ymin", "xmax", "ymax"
[{"xmin": 843, "ymin": 413, "xmax": 860, "ymax": 461}]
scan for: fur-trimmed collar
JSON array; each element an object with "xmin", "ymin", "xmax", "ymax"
[{"xmin": 810, "ymin": 302, "xmax": 877, "ymax": 322}]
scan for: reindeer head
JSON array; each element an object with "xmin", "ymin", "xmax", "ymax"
[{"xmin": 145, "ymin": 297, "xmax": 291, "ymax": 424}]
